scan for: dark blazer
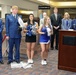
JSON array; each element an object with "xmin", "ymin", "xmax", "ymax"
[
  {"xmin": 0, "ymin": 19, "xmax": 3, "ymax": 39},
  {"xmin": 5, "ymin": 14, "xmax": 21, "ymax": 38},
  {"xmin": 50, "ymin": 14, "xmax": 62, "ymax": 30}
]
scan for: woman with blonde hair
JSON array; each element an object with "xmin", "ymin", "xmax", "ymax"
[
  {"xmin": 61, "ymin": 12, "xmax": 72, "ymax": 30},
  {"xmin": 39, "ymin": 17, "xmax": 52, "ymax": 65}
]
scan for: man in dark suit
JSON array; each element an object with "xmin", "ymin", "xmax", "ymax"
[
  {"xmin": 0, "ymin": 19, "xmax": 4, "ymax": 64},
  {"xmin": 50, "ymin": 7, "xmax": 62, "ymax": 50},
  {"xmin": 6, "ymin": 6, "xmax": 22, "ymax": 64}
]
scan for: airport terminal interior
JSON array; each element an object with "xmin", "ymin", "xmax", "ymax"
[{"xmin": 0, "ymin": 0, "xmax": 76, "ymax": 75}]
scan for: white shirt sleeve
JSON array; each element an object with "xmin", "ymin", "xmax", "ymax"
[
  {"xmin": 18, "ymin": 17, "xmax": 25, "ymax": 28},
  {"xmin": 40, "ymin": 19, "xmax": 44, "ymax": 26}
]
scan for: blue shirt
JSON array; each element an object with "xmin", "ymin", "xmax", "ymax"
[
  {"xmin": 40, "ymin": 26, "xmax": 50, "ymax": 43},
  {"xmin": 61, "ymin": 18, "xmax": 72, "ymax": 30},
  {"xmin": 0, "ymin": 19, "xmax": 3, "ymax": 39},
  {"xmin": 72, "ymin": 19, "xmax": 76, "ymax": 30}
]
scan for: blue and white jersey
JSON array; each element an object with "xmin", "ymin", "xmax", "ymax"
[
  {"xmin": 26, "ymin": 22, "xmax": 37, "ymax": 36},
  {"xmin": 40, "ymin": 26, "xmax": 51, "ymax": 44}
]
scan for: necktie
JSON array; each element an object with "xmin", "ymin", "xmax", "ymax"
[
  {"xmin": 66, "ymin": 20, "xmax": 68, "ymax": 26},
  {"xmin": 66, "ymin": 20, "xmax": 69, "ymax": 30}
]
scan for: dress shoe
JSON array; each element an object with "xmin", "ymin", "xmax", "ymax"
[
  {"xmin": 7, "ymin": 61, "xmax": 12, "ymax": 64},
  {"xmin": 0, "ymin": 61, "xmax": 4, "ymax": 64},
  {"xmin": 51, "ymin": 47, "xmax": 54, "ymax": 50},
  {"xmin": 15, "ymin": 60, "xmax": 20, "ymax": 63},
  {"xmin": 55, "ymin": 47, "xmax": 58, "ymax": 50}
]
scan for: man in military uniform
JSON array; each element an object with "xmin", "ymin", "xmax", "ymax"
[
  {"xmin": 6, "ymin": 6, "xmax": 22, "ymax": 64},
  {"xmin": 0, "ymin": 19, "xmax": 4, "ymax": 64}
]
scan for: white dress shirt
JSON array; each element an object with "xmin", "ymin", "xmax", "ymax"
[{"xmin": 54, "ymin": 13, "xmax": 57, "ymax": 20}]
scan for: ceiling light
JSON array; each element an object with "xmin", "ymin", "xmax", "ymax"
[
  {"xmin": 19, "ymin": 10, "xmax": 33, "ymax": 14},
  {"xmin": 50, "ymin": 1, "xmax": 76, "ymax": 7},
  {"xmin": 37, "ymin": 0, "xmax": 50, "ymax": 4}
]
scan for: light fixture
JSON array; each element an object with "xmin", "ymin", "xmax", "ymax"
[
  {"xmin": 37, "ymin": 0, "xmax": 50, "ymax": 4},
  {"xmin": 50, "ymin": 1, "xmax": 76, "ymax": 7},
  {"xmin": 19, "ymin": 10, "xmax": 34, "ymax": 14}
]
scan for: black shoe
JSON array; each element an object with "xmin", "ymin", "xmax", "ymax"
[
  {"xmin": 16, "ymin": 60, "xmax": 20, "ymax": 63},
  {"xmin": 56, "ymin": 47, "xmax": 58, "ymax": 50},
  {"xmin": 7, "ymin": 61, "xmax": 12, "ymax": 64},
  {"xmin": 51, "ymin": 47, "xmax": 54, "ymax": 50},
  {"xmin": 0, "ymin": 61, "xmax": 4, "ymax": 64}
]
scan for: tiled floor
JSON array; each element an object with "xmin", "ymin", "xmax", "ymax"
[
  {"xmin": 1, "ymin": 49, "xmax": 76, "ymax": 75},
  {"xmin": 1, "ymin": 35, "xmax": 76, "ymax": 75}
]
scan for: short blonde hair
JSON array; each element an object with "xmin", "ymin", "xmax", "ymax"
[
  {"xmin": 64, "ymin": 12, "xmax": 69, "ymax": 15},
  {"xmin": 64, "ymin": 12, "xmax": 70, "ymax": 19},
  {"xmin": 12, "ymin": 5, "xmax": 18, "ymax": 10}
]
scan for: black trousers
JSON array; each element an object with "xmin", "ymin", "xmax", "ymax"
[{"xmin": 51, "ymin": 30, "xmax": 59, "ymax": 49}]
